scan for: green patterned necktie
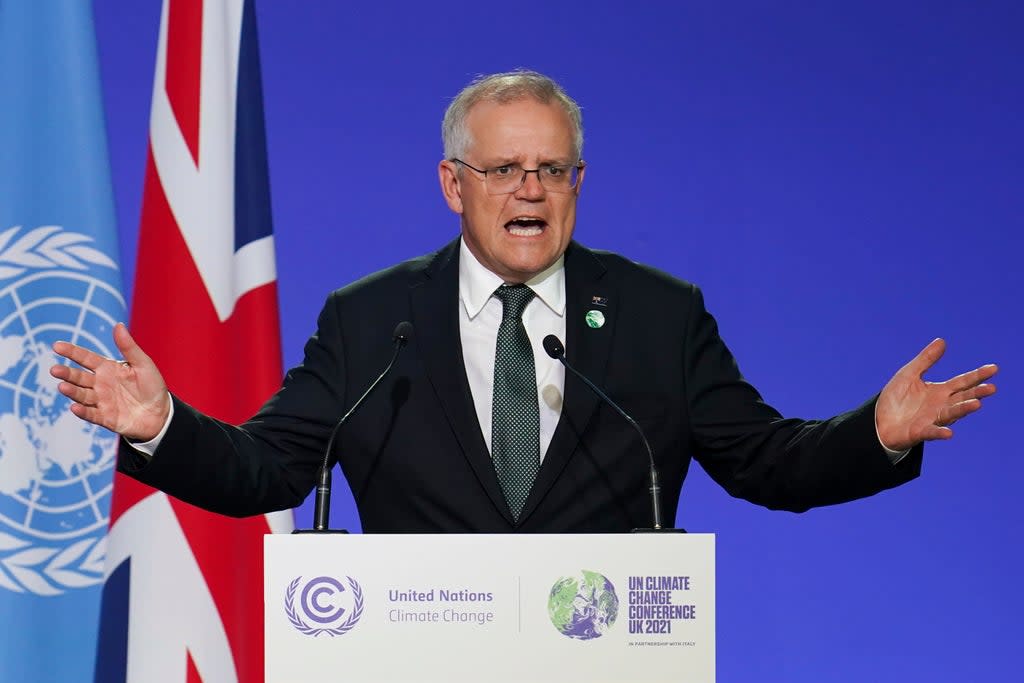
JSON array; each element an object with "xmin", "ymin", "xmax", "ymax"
[{"xmin": 491, "ymin": 284, "xmax": 540, "ymax": 521}]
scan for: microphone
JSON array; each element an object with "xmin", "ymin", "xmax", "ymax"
[
  {"xmin": 543, "ymin": 334, "xmax": 678, "ymax": 532},
  {"xmin": 296, "ymin": 321, "xmax": 413, "ymax": 533}
]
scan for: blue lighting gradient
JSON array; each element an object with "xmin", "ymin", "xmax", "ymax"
[{"xmin": 92, "ymin": 2, "xmax": 1021, "ymax": 680}]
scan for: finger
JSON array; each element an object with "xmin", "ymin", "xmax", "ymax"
[
  {"xmin": 939, "ymin": 398, "xmax": 982, "ymax": 425},
  {"xmin": 113, "ymin": 323, "xmax": 151, "ymax": 367},
  {"xmin": 945, "ymin": 364, "xmax": 998, "ymax": 393},
  {"xmin": 49, "ymin": 364, "xmax": 95, "ymax": 388},
  {"xmin": 52, "ymin": 340, "xmax": 108, "ymax": 371},
  {"xmin": 50, "ymin": 363, "xmax": 71, "ymax": 381},
  {"xmin": 57, "ymin": 381, "xmax": 97, "ymax": 407},
  {"xmin": 920, "ymin": 425, "xmax": 954, "ymax": 441},
  {"xmin": 905, "ymin": 338, "xmax": 946, "ymax": 377},
  {"xmin": 951, "ymin": 382, "xmax": 997, "ymax": 402},
  {"xmin": 68, "ymin": 402, "xmax": 112, "ymax": 429}
]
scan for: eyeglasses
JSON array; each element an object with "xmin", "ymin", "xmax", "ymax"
[{"xmin": 451, "ymin": 158, "xmax": 585, "ymax": 195}]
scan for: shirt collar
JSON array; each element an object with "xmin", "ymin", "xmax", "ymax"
[{"xmin": 459, "ymin": 237, "xmax": 566, "ymax": 320}]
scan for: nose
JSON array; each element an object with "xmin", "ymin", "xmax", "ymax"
[{"xmin": 515, "ymin": 169, "xmax": 546, "ymax": 200}]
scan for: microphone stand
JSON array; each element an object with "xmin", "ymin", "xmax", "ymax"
[
  {"xmin": 293, "ymin": 322, "xmax": 412, "ymax": 533},
  {"xmin": 543, "ymin": 335, "xmax": 685, "ymax": 533}
]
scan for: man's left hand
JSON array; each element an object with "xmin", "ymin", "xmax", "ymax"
[{"xmin": 876, "ymin": 338, "xmax": 997, "ymax": 452}]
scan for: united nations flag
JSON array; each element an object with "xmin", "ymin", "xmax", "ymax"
[{"xmin": 0, "ymin": 2, "xmax": 126, "ymax": 681}]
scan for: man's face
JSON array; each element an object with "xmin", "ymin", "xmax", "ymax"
[{"xmin": 439, "ymin": 98, "xmax": 583, "ymax": 283}]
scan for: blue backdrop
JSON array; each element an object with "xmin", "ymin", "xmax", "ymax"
[{"xmin": 92, "ymin": 1, "xmax": 1021, "ymax": 680}]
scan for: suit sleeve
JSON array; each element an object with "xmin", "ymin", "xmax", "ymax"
[
  {"xmin": 116, "ymin": 293, "xmax": 348, "ymax": 517},
  {"xmin": 683, "ymin": 286, "xmax": 922, "ymax": 512}
]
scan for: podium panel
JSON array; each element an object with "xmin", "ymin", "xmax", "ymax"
[{"xmin": 265, "ymin": 533, "xmax": 714, "ymax": 682}]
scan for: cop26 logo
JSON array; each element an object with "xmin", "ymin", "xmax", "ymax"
[
  {"xmin": 285, "ymin": 575, "xmax": 365, "ymax": 637},
  {"xmin": 0, "ymin": 225, "xmax": 124, "ymax": 595}
]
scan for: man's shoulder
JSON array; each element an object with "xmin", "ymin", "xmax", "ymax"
[
  {"xmin": 327, "ymin": 238, "xmax": 458, "ymax": 302},
  {"xmin": 568, "ymin": 242, "xmax": 699, "ymax": 296}
]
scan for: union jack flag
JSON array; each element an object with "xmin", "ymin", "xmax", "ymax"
[{"xmin": 94, "ymin": 1, "xmax": 292, "ymax": 681}]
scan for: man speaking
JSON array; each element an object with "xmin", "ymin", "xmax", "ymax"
[{"xmin": 50, "ymin": 70, "xmax": 997, "ymax": 532}]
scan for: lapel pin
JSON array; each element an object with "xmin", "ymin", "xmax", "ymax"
[
  {"xmin": 590, "ymin": 295, "xmax": 609, "ymax": 307},
  {"xmin": 585, "ymin": 310, "xmax": 606, "ymax": 329}
]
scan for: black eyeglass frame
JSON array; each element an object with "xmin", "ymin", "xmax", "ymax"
[{"xmin": 450, "ymin": 158, "xmax": 586, "ymax": 194}]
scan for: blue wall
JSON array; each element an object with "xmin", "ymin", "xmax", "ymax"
[{"xmin": 93, "ymin": 1, "xmax": 1022, "ymax": 679}]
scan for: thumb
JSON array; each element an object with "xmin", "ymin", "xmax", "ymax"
[
  {"xmin": 905, "ymin": 338, "xmax": 946, "ymax": 378},
  {"xmin": 113, "ymin": 323, "xmax": 151, "ymax": 367}
]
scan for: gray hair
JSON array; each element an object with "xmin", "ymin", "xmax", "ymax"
[{"xmin": 442, "ymin": 70, "xmax": 584, "ymax": 161}]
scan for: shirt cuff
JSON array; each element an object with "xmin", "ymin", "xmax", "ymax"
[
  {"xmin": 124, "ymin": 392, "xmax": 174, "ymax": 459},
  {"xmin": 874, "ymin": 403, "xmax": 910, "ymax": 465}
]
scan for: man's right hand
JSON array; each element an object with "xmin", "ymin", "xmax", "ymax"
[{"xmin": 50, "ymin": 323, "xmax": 169, "ymax": 441}]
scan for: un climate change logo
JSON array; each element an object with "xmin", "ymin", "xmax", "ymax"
[
  {"xmin": 0, "ymin": 226, "xmax": 124, "ymax": 596},
  {"xmin": 285, "ymin": 575, "xmax": 365, "ymax": 637},
  {"xmin": 548, "ymin": 570, "xmax": 620, "ymax": 640}
]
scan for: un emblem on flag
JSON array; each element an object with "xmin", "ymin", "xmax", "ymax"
[{"xmin": 0, "ymin": 226, "xmax": 125, "ymax": 596}]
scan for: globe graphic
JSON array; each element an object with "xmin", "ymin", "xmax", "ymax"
[
  {"xmin": 548, "ymin": 570, "xmax": 619, "ymax": 640},
  {"xmin": 0, "ymin": 270, "xmax": 124, "ymax": 552}
]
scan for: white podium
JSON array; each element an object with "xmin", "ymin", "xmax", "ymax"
[{"xmin": 265, "ymin": 533, "xmax": 715, "ymax": 682}]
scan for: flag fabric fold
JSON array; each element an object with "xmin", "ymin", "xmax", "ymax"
[{"xmin": 94, "ymin": 0, "xmax": 292, "ymax": 681}]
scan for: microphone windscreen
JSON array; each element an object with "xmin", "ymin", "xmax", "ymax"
[
  {"xmin": 542, "ymin": 334, "xmax": 565, "ymax": 359},
  {"xmin": 392, "ymin": 321, "xmax": 414, "ymax": 345}
]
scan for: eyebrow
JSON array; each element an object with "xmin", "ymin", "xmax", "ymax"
[{"xmin": 483, "ymin": 157, "xmax": 574, "ymax": 168}]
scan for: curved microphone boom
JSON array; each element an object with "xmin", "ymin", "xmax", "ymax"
[
  {"xmin": 303, "ymin": 321, "xmax": 413, "ymax": 533},
  {"xmin": 543, "ymin": 334, "xmax": 667, "ymax": 531}
]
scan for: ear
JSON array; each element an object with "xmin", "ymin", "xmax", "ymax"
[
  {"xmin": 574, "ymin": 161, "xmax": 586, "ymax": 196},
  {"xmin": 438, "ymin": 160, "xmax": 464, "ymax": 214}
]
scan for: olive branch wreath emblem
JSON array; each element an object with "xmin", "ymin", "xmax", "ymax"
[
  {"xmin": 284, "ymin": 576, "xmax": 364, "ymax": 637},
  {"xmin": 0, "ymin": 225, "xmax": 120, "ymax": 595},
  {"xmin": 0, "ymin": 533, "xmax": 106, "ymax": 595},
  {"xmin": 0, "ymin": 225, "xmax": 118, "ymax": 279}
]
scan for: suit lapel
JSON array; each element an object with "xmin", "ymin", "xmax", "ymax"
[
  {"xmin": 409, "ymin": 238, "xmax": 514, "ymax": 524},
  {"xmin": 518, "ymin": 242, "xmax": 614, "ymax": 525}
]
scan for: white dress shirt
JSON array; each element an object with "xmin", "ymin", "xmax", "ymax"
[{"xmin": 458, "ymin": 239, "xmax": 566, "ymax": 461}]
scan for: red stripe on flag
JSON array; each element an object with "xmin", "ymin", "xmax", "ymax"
[
  {"xmin": 122, "ymin": 144, "xmax": 283, "ymax": 682},
  {"xmin": 108, "ymin": 471, "xmax": 157, "ymax": 526},
  {"xmin": 130, "ymin": 147, "xmax": 282, "ymax": 421},
  {"xmin": 171, "ymin": 499, "xmax": 270, "ymax": 683},
  {"xmin": 186, "ymin": 651, "xmax": 202, "ymax": 683},
  {"xmin": 165, "ymin": 0, "xmax": 203, "ymax": 166}
]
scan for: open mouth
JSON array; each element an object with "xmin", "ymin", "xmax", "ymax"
[{"xmin": 504, "ymin": 216, "xmax": 547, "ymax": 236}]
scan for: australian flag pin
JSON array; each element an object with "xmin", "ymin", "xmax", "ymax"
[{"xmin": 590, "ymin": 295, "xmax": 609, "ymax": 307}]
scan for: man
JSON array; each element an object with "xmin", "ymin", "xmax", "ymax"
[{"xmin": 50, "ymin": 71, "xmax": 997, "ymax": 532}]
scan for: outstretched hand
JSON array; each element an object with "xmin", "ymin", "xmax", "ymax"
[
  {"xmin": 50, "ymin": 323, "xmax": 169, "ymax": 441},
  {"xmin": 876, "ymin": 339, "xmax": 997, "ymax": 452}
]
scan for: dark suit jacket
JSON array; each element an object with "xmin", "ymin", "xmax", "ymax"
[{"xmin": 120, "ymin": 238, "xmax": 922, "ymax": 532}]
